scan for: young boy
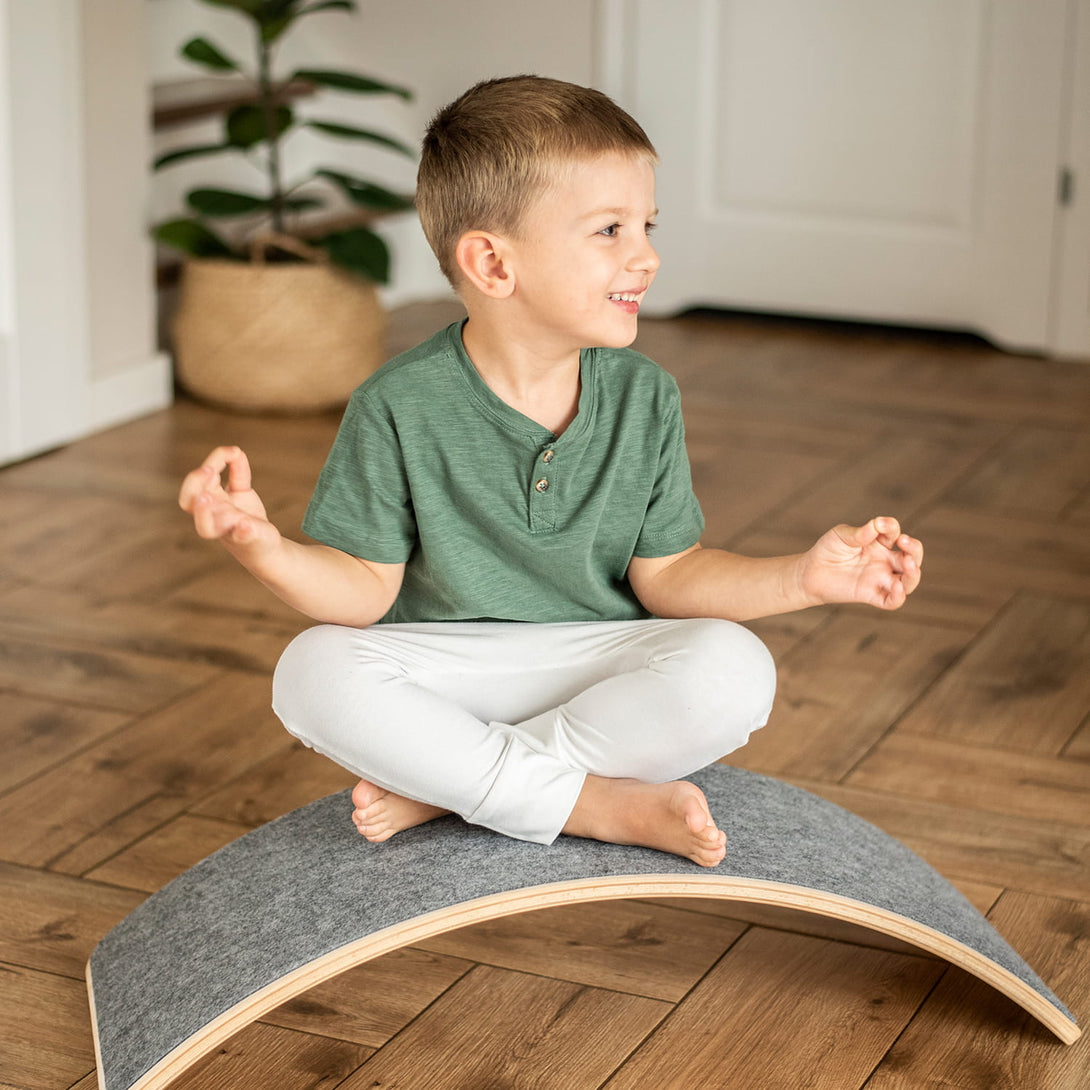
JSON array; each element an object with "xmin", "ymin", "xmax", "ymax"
[{"xmin": 179, "ymin": 75, "xmax": 922, "ymax": 868}]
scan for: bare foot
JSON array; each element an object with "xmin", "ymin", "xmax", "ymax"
[
  {"xmin": 562, "ymin": 776, "xmax": 727, "ymax": 867},
  {"xmin": 350, "ymin": 779, "xmax": 449, "ymax": 843}
]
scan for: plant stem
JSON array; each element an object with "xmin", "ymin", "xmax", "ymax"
[{"xmin": 257, "ymin": 26, "xmax": 285, "ymax": 235}]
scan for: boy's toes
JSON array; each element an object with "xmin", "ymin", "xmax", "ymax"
[{"xmin": 351, "ymin": 779, "xmax": 386, "ymax": 811}]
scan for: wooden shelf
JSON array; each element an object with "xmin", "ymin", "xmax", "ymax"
[{"xmin": 152, "ymin": 76, "xmax": 316, "ymax": 130}]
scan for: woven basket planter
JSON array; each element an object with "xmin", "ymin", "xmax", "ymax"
[{"xmin": 172, "ymin": 246, "xmax": 386, "ymax": 414}]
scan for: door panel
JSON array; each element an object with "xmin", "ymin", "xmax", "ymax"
[{"xmin": 601, "ymin": 0, "xmax": 1070, "ymax": 352}]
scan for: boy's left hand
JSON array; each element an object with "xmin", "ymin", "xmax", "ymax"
[{"xmin": 799, "ymin": 517, "xmax": 923, "ymax": 610}]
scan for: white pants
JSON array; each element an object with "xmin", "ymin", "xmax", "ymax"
[{"xmin": 272, "ymin": 618, "xmax": 776, "ymax": 845}]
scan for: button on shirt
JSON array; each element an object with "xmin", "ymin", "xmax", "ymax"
[{"xmin": 303, "ymin": 321, "xmax": 705, "ymax": 623}]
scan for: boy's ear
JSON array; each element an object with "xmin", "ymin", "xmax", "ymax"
[{"xmin": 455, "ymin": 231, "xmax": 516, "ymax": 298}]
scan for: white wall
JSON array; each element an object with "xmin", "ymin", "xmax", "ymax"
[
  {"xmin": 148, "ymin": 0, "xmax": 600, "ymax": 304},
  {"xmin": 0, "ymin": 0, "xmax": 169, "ymax": 466}
]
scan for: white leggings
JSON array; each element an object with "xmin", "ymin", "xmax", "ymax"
[{"xmin": 272, "ymin": 618, "xmax": 776, "ymax": 845}]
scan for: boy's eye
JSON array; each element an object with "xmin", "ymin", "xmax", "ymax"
[{"xmin": 597, "ymin": 221, "xmax": 657, "ymax": 238}]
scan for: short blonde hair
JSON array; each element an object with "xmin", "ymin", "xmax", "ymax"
[{"xmin": 417, "ymin": 75, "xmax": 658, "ymax": 285}]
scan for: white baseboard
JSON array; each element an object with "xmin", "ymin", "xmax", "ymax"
[{"xmin": 90, "ymin": 350, "xmax": 173, "ymax": 433}]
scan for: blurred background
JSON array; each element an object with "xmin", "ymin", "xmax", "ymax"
[{"xmin": 1, "ymin": 0, "xmax": 1087, "ymax": 463}]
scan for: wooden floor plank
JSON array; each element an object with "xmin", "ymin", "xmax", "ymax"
[
  {"xmin": 0, "ymin": 583, "xmax": 303, "ymax": 676},
  {"xmin": 908, "ymin": 508, "xmax": 1090, "ymax": 608},
  {"xmin": 943, "ymin": 425, "xmax": 1090, "ymax": 520},
  {"xmin": 0, "ymin": 692, "xmax": 129, "ymax": 796},
  {"xmin": 741, "ymin": 607, "xmax": 832, "ymax": 661},
  {"xmin": 337, "ymin": 964, "xmax": 671, "ymax": 1090},
  {"xmin": 261, "ymin": 947, "xmax": 474, "ymax": 1048},
  {"xmin": 165, "ymin": 1022, "xmax": 371, "ymax": 1090},
  {"xmin": 722, "ymin": 613, "xmax": 969, "ymax": 780},
  {"xmin": 817, "ymin": 337, "xmax": 1090, "ymax": 428},
  {"xmin": 0, "ymin": 963, "xmax": 97, "ymax": 1090},
  {"xmin": 751, "ymin": 428, "xmax": 997, "ymax": 542},
  {"xmin": 37, "ymin": 522, "xmax": 233, "ymax": 602},
  {"xmin": 0, "ymin": 863, "xmax": 142, "ymax": 978},
  {"xmin": 189, "ymin": 741, "xmax": 358, "ymax": 828},
  {"xmin": 84, "ymin": 814, "xmax": 253, "ymax": 893},
  {"xmin": 416, "ymin": 899, "xmax": 747, "ymax": 1003},
  {"xmin": 165, "ymin": 563, "xmax": 312, "ymax": 626},
  {"xmin": 894, "ymin": 593, "xmax": 1090, "ymax": 754},
  {"xmin": 846, "ymin": 733, "xmax": 1090, "ymax": 825},
  {"xmin": 864, "ymin": 892, "xmax": 1090, "ymax": 1089},
  {"xmin": 1064, "ymin": 716, "xmax": 1090, "ymax": 760},
  {"xmin": 786, "ymin": 778, "xmax": 1090, "ymax": 902},
  {"xmin": 0, "ymin": 671, "xmax": 285, "ymax": 870},
  {"xmin": 0, "ymin": 630, "xmax": 216, "ymax": 715},
  {"xmin": 688, "ymin": 432, "xmax": 842, "ymax": 547},
  {"xmin": 0, "ymin": 490, "xmax": 151, "ymax": 586},
  {"xmin": 647, "ymin": 885, "xmax": 1004, "ymax": 955},
  {"xmin": 605, "ymin": 928, "xmax": 944, "ymax": 1090}
]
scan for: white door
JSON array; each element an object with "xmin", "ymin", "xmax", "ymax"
[{"xmin": 599, "ymin": 0, "xmax": 1078, "ymax": 354}]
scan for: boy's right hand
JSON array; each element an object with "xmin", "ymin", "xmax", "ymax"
[{"xmin": 179, "ymin": 446, "xmax": 279, "ymax": 551}]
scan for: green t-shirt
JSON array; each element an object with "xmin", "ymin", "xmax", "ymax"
[{"xmin": 303, "ymin": 321, "xmax": 704, "ymax": 623}]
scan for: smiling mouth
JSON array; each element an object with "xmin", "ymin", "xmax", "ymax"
[{"xmin": 607, "ymin": 292, "xmax": 642, "ymax": 303}]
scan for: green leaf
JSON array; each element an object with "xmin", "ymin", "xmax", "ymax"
[
  {"xmin": 317, "ymin": 169, "xmax": 415, "ymax": 212},
  {"xmin": 316, "ymin": 225, "xmax": 390, "ymax": 283},
  {"xmin": 154, "ymin": 218, "xmax": 235, "ymax": 258},
  {"xmin": 258, "ymin": 0, "xmax": 306, "ymax": 37},
  {"xmin": 260, "ymin": 15, "xmax": 294, "ymax": 43},
  {"xmin": 291, "ymin": 69, "xmax": 412, "ymax": 100},
  {"xmin": 153, "ymin": 143, "xmax": 236, "ymax": 171},
  {"xmin": 185, "ymin": 188, "xmax": 325, "ymax": 217},
  {"xmin": 298, "ymin": 1, "xmax": 356, "ymax": 16},
  {"xmin": 186, "ymin": 188, "xmax": 269, "ymax": 216},
  {"xmin": 181, "ymin": 36, "xmax": 241, "ymax": 73},
  {"xmin": 305, "ymin": 120, "xmax": 415, "ymax": 157},
  {"xmin": 194, "ymin": 0, "xmax": 264, "ymax": 17},
  {"xmin": 261, "ymin": 0, "xmax": 302, "ymax": 16},
  {"xmin": 225, "ymin": 104, "xmax": 294, "ymax": 148},
  {"xmin": 283, "ymin": 195, "xmax": 326, "ymax": 213}
]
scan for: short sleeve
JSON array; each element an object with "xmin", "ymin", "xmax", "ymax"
[
  {"xmin": 631, "ymin": 388, "xmax": 705, "ymax": 558},
  {"xmin": 302, "ymin": 386, "xmax": 417, "ymax": 563}
]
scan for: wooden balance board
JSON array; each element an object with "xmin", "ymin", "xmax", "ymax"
[{"xmin": 86, "ymin": 764, "xmax": 1080, "ymax": 1090}]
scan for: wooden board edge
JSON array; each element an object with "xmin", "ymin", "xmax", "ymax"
[
  {"xmin": 94, "ymin": 874, "xmax": 1080, "ymax": 1090},
  {"xmin": 85, "ymin": 961, "xmax": 108, "ymax": 1090}
]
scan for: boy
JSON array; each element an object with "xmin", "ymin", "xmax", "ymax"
[{"xmin": 180, "ymin": 76, "xmax": 922, "ymax": 868}]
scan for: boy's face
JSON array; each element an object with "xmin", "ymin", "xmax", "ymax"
[{"xmin": 505, "ymin": 152, "xmax": 660, "ymax": 354}]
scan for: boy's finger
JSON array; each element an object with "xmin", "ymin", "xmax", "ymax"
[
  {"xmin": 190, "ymin": 493, "xmax": 221, "ymax": 539},
  {"xmin": 899, "ymin": 534, "xmax": 924, "ymax": 567},
  {"xmin": 222, "ymin": 447, "xmax": 253, "ymax": 494},
  {"xmin": 872, "ymin": 516, "xmax": 902, "ymax": 547},
  {"xmin": 196, "ymin": 446, "xmax": 248, "ymax": 489},
  {"xmin": 178, "ymin": 465, "xmax": 219, "ymax": 511}
]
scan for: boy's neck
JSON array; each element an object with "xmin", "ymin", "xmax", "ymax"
[{"xmin": 461, "ymin": 315, "xmax": 583, "ymax": 435}]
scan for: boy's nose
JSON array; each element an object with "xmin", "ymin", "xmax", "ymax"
[{"xmin": 630, "ymin": 236, "xmax": 661, "ymax": 275}]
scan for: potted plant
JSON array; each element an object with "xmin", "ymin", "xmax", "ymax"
[{"xmin": 154, "ymin": 0, "xmax": 416, "ymax": 412}]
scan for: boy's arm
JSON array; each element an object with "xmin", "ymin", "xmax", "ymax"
[
  {"xmin": 180, "ymin": 446, "xmax": 403, "ymax": 626},
  {"xmin": 628, "ymin": 517, "xmax": 922, "ymax": 622}
]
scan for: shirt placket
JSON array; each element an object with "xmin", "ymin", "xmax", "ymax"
[{"xmin": 528, "ymin": 444, "xmax": 558, "ymax": 532}]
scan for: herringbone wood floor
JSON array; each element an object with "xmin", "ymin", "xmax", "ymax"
[{"xmin": 1, "ymin": 302, "xmax": 1088, "ymax": 1089}]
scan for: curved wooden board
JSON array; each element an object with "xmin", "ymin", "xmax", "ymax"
[{"xmin": 86, "ymin": 765, "xmax": 1080, "ymax": 1090}]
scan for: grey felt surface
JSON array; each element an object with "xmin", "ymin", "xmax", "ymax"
[{"xmin": 88, "ymin": 765, "xmax": 1075, "ymax": 1090}]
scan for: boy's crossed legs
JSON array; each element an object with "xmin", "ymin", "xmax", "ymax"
[{"xmin": 272, "ymin": 618, "xmax": 776, "ymax": 867}]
